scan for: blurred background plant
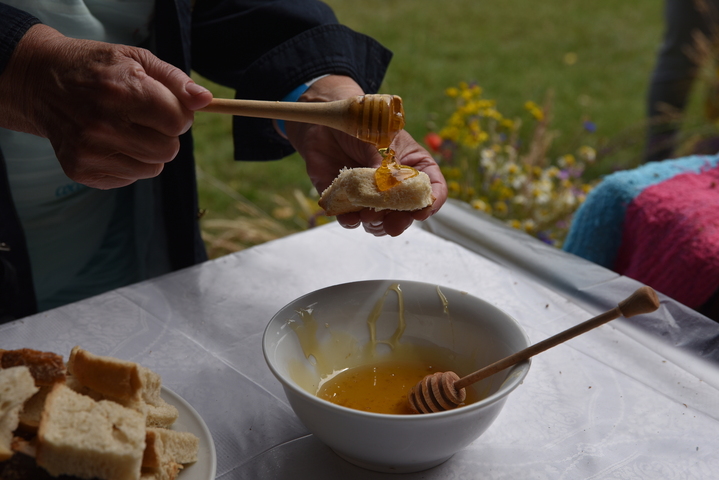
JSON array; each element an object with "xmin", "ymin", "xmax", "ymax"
[{"xmin": 425, "ymin": 82, "xmax": 597, "ymax": 247}]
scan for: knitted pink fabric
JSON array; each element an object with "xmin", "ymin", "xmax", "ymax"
[{"xmin": 615, "ymin": 166, "xmax": 719, "ymax": 308}]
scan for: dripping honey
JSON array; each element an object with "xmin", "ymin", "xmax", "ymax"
[{"xmin": 374, "ymin": 148, "xmax": 419, "ymax": 192}]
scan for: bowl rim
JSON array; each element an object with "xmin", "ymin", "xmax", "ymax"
[{"xmin": 262, "ymin": 279, "xmax": 531, "ymax": 421}]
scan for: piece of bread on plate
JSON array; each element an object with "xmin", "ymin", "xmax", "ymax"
[
  {"xmin": 66, "ymin": 347, "xmax": 178, "ymax": 428},
  {"xmin": 141, "ymin": 428, "xmax": 199, "ymax": 480},
  {"xmin": 318, "ymin": 167, "xmax": 433, "ymax": 216},
  {"xmin": 0, "ymin": 349, "xmax": 66, "ymax": 386},
  {"xmin": 0, "ymin": 366, "xmax": 39, "ymax": 461},
  {"xmin": 36, "ymin": 383, "xmax": 146, "ymax": 480},
  {"xmin": 0, "ymin": 349, "xmax": 67, "ymax": 435}
]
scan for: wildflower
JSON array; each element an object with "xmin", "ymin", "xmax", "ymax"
[
  {"xmin": 470, "ymin": 199, "xmax": 490, "ymax": 212},
  {"xmin": 524, "ymin": 101, "xmax": 544, "ymax": 121},
  {"xmin": 522, "ymin": 219, "xmax": 537, "ymax": 233},
  {"xmin": 428, "ymin": 81, "xmax": 595, "ymax": 249},
  {"xmin": 494, "ymin": 201, "xmax": 508, "ymax": 214},
  {"xmin": 583, "ymin": 120, "xmax": 597, "ymax": 133},
  {"xmin": 578, "ymin": 145, "xmax": 596, "ymax": 162},
  {"xmin": 424, "ymin": 132, "xmax": 442, "ymax": 152},
  {"xmin": 558, "ymin": 154, "xmax": 576, "ymax": 167}
]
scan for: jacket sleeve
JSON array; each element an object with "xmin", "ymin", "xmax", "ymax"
[
  {"xmin": 190, "ymin": 0, "xmax": 393, "ymax": 160},
  {"xmin": 0, "ymin": 3, "xmax": 41, "ymax": 76}
]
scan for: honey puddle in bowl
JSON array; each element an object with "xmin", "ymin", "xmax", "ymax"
[
  {"xmin": 316, "ymin": 360, "xmax": 481, "ymax": 415},
  {"xmin": 287, "ymin": 284, "xmax": 486, "ymax": 415}
]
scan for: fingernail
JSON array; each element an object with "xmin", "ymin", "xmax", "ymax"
[{"xmin": 186, "ymin": 82, "xmax": 209, "ymax": 96}]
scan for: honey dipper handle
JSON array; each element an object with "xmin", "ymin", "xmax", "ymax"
[
  {"xmin": 199, "ymin": 97, "xmax": 358, "ymax": 135},
  {"xmin": 454, "ymin": 287, "xmax": 660, "ymax": 390}
]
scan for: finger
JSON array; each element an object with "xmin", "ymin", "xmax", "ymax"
[
  {"xmin": 362, "ymin": 221, "xmax": 387, "ymax": 237},
  {"xmin": 89, "ymin": 121, "xmax": 181, "ymax": 165},
  {"xmin": 58, "ymin": 150, "xmax": 164, "ymax": 188},
  {"xmin": 359, "ymin": 209, "xmax": 388, "ymax": 237},
  {"xmin": 117, "ymin": 51, "xmax": 197, "ymax": 137},
  {"xmin": 337, "ymin": 212, "xmax": 361, "ymax": 229},
  {"xmin": 133, "ymin": 49, "xmax": 212, "ymax": 111},
  {"xmin": 382, "ymin": 211, "xmax": 414, "ymax": 237},
  {"xmin": 359, "ymin": 209, "xmax": 386, "ymax": 225}
]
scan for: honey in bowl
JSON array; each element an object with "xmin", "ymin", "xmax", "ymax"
[
  {"xmin": 317, "ymin": 360, "xmax": 479, "ymax": 415},
  {"xmin": 288, "ymin": 283, "xmax": 488, "ymax": 416}
]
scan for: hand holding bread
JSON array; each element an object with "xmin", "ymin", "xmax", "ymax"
[{"xmin": 284, "ymin": 75, "xmax": 448, "ymax": 237}]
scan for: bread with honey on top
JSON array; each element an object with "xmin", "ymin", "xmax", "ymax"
[{"xmin": 319, "ymin": 167, "xmax": 433, "ymax": 216}]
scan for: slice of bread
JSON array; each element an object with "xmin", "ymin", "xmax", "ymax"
[
  {"xmin": 17, "ymin": 385, "xmax": 51, "ymax": 433},
  {"xmin": 67, "ymin": 346, "xmax": 148, "ymax": 404},
  {"xmin": 0, "ymin": 366, "xmax": 39, "ymax": 461},
  {"xmin": 0, "ymin": 349, "xmax": 66, "ymax": 386},
  {"xmin": 36, "ymin": 383, "xmax": 146, "ymax": 480},
  {"xmin": 66, "ymin": 347, "xmax": 178, "ymax": 428},
  {"xmin": 141, "ymin": 428, "xmax": 199, "ymax": 480},
  {"xmin": 318, "ymin": 167, "xmax": 434, "ymax": 216},
  {"xmin": 146, "ymin": 428, "xmax": 198, "ymax": 465}
]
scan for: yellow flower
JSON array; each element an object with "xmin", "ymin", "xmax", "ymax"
[
  {"xmin": 559, "ymin": 154, "xmax": 576, "ymax": 167},
  {"xmin": 578, "ymin": 145, "xmax": 596, "ymax": 162},
  {"xmin": 439, "ymin": 126, "xmax": 460, "ymax": 142},
  {"xmin": 508, "ymin": 219, "xmax": 522, "ymax": 229},
  {"xmin": 493, "ymin": 201, "xmax": 508, "ymax": 214},
  {"xmin": 522, "ymin": 219, "xmax": 537, "ymax": 233},
  {"xmin": 446, "ymin": 87, "xmax": 460, "ymax": 98},
  {"xmin": 524, "ymin": 101, "xmax": 544, "ymax": 121},
  {"xmin": 448, "ymin": 180, "xmax": 461, "ymax": 194},
  {"xmin": 470, "ymin": 199, "xmax": 490, "ymax": 212}
]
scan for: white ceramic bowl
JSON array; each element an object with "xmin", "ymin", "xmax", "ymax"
[{"xmin": 263, "ymin": 280, "xmax": 530, "ymax": 473}]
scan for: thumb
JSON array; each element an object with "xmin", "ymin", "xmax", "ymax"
[{"xmin": 136, "ymin": 50, "xmax": 213, "ymax": 111}]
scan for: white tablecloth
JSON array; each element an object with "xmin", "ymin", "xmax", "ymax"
[{"xmin": 2, "ymin": 204, "xmax": 718, "ymax": 479}]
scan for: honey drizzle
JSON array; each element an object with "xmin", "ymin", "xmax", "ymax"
[
  {"xmin": 374, "ymin": 148, "xmax": 419, "ymax": 192},
  {"xmin": 366, "ymin": 283, "xmax": 406, "ymax": 352}
]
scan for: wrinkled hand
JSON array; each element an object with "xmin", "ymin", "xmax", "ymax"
[
  {"xmin": 0, "ymin": 24, "xmax": 213, "ymax": 189},
  {"xmin": 285, "ymin": 76, "xmax": 447, "ymax": 237}
]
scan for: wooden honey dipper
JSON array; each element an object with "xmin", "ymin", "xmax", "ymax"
[
  {"xmin": 408, "ymin": 286, "xmax": 661, "ymax": 414},
  {"xmin": 199, "ymin": 94, "xmax": 405, "ymax": 147}
]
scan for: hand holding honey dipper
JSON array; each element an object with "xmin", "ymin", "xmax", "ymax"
[{"xmin": 201, "ymin": 75, "xmax": 448, "ymax": 237}]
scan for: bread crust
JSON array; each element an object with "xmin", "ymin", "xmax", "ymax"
[
  {"xmin": 0, "ymin": 349, "xmax": 66, "ymax": 386},
  {"xmin": 318, "ymin": 167, "xmax": 434, "ymax": 216}
]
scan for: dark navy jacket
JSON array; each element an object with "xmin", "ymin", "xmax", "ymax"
[{"xmin": 0, "ymin": 0, "xmax": 392, "ymax": 321}]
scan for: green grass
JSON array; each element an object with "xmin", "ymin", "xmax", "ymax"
[{"xmin": 192, "ymin": 0, "xmax": 668, "ymax": 256}]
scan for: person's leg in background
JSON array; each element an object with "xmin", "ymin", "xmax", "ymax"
[{"xmin": 645, "ymin": 0, "xmax": 719, "ymax": 163}]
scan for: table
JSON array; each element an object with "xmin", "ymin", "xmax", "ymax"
[{"xmin": 2, "ymin": 201, "xmax": 718, "ymax": 479}]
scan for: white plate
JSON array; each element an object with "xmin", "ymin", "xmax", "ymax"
[{"xmin": 161, "ymin": 387, "xmax": 217, "ymax": 480}]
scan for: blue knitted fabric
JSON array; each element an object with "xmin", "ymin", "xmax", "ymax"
[{"xmin": 563, "ymin": 154, "xmax": 719, "ymax": 268}]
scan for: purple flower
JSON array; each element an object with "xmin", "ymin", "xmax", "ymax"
[
  {"xmin": 583, "ymin": 120, "xmax": 597, "ymax": 133},
  {"xmin": 537, "ymin": 231, "xmax": 555, "ymax": 245}
]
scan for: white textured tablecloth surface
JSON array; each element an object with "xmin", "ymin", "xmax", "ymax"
[{"xmin": 2, "ymin": 221, "xmax": 717, "ymax": 479}]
